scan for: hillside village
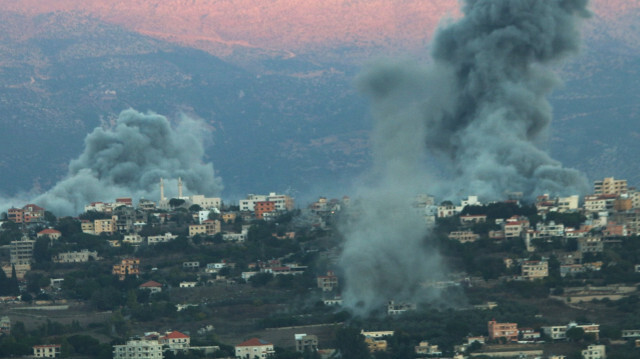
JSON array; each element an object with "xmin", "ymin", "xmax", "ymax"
[{"xmin": 1, "ymin": 177, "xmax": 640, "ymax": 358}]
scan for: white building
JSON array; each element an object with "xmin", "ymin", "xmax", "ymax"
[
  {"xmin": 189, "ymin": 195, "xmax": 221, "ymax": 209},
  {"xmin": 123, "ymin": 234, "xmax": 144, "ymax": 246},
  {"xmin": 235, "ymin": 338, "xmax": 274, "ymax": 359},
  {"xmin": 33, "ymin": 344, "xmax": 61, "ymax": 358},
  {"xmin": 147, "ymin": 233, "xmax": 178, "ymax": 245},
  {"xmin": 54, "ymin": 250, "xmax": 99, "ymax": 263},
  {"xmin": 113, "ymin": 338, "xmax": 163, "ymax": 359},
  {"xmin": 581, "ymin": 344, "xmax": 606, "ymax": 359}
]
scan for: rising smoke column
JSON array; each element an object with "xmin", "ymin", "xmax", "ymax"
[
  {"xmin": 34, "ymin": 109, "xmax": 222, "ymax": 215},
  {"xmin": 340, "ymin": 0, "xmax": 591, "ymax": 315}
]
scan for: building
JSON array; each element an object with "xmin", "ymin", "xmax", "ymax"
[
  {"xmin": 504, "ymin": 216, "xmax": 530, "ymax": 239},
  {"xmin": 387, "ymin": 300, "xmax": 416, "ymax": 315},
  {"xmin": 94, "ymin": 217, "xmax": 116, "ymax": 235},
  {"xmin": 33, "ymin": 344, "xmax": 61, "ymax": 358},
  {"xmin": 415, "ymin": 341, "xmax": 442, "ymax": 356},
  {"xmin": 188, "ymin": 219, "xmax": 221, "ymax": 237},
  {"xmin": 488, "ymin": 320, "xmax": 519, "ymax": 342},
  {"xmin": 113, "ymin": 338, "xmax": 163, "ymax": 359},
  {"xmin": 54, "ymin": 250, "xmax": 99, "ymax": 263},
  {"xmin": 295, "ymin": 334, "xmax": 318, "ymax": 353},
  {"xmin": 139, "ymin": 281, "xmax": 163, "ymax": 293},
  {"xmin": 594, "ymin": 177, "xmax": 627, "ymax": 195},
  {"xmin": 10, "ymin": 238, "xmax": 35, "ymax": 266},
  {"xmin": 7, "ymin": 207, "xmax": 24, "ymax": 223},
  {"xmin": 112, "ymin": 258, "xmax": 140, "ymax": 280},
  {"xmin": 235, "ymin": 338, "xmax": 274, "ymax": 359},
  {"xmin": 581, "ymin": 344, "xmax": 606, "ymax": 359},
  {"xmin": 81, "ymin": 220, "xmax": 95, "ymax": 234},
  {"xmin": 37, "ymin": 229, "xmax": 62, "ymax": 240},
  {"xmin": 189, "ymin": 195, "xmax": 222, "ymax": 209},
  {"xmin": 448, "ymin": 230, "xmax": 479, "ymax": 243},
  {"xmin": 160, "ymin": 331, "xmax": 190, "ymax": 352},
  {"xmin": 23, "ymin": 204, "xmax": 45, "ymax": 223},
  {"xmin": 543, "ymin": 326, "xmax": 567, "ymax": 340},
  {"xmin": 0, "ymin": 316, "xmax": 10, "ymax": 335},
  {"xmin": 365, "ymin": 337, "xmax": 388, "ymax": 352},
  {"xmin": 521, "ymin": 260, "xmax": 549, "ymax": 280},
  {"xmin": 147, "ymin": 233, "xmax": 178, "ymax": 245},
  {"xmin": 578, "ymin": 237, "xmax": 604, "ymax": 253},
  {"xmin": 255, "ymin": 201, "xmax": 276, "ymax": 220},
  {"xmin": 317, "ymin": 271, "xmax": 338, "ymax": 292}
]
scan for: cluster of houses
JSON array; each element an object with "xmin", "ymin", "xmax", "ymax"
[{"xmin": 1, "ymin": 185, "xmax": 295, "ymax": 280}]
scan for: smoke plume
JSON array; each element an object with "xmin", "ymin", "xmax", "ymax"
[
  {"xmin": 340, "ymin": 0, "xmax": 591, "ymax": 315},
  {"xmin": 32, "ymin": 109, "xmax": 222, "ymax": 216}
]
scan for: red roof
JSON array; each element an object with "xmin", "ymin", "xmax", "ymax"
[
  {"xmin": 237, "ymin": 338, "xmax": 272, "ymax": 347},
  {"xmin": 162, "ymin": 331, "xmax": 189, "ymax": 339},
  {"xmin": 140, "ymin": 280, "xmax": 162, "ymax": 288}
]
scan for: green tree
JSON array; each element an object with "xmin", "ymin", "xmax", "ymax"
[
  {"xmin": 169, "ymin": 198, "xmax": 186, "ymax": 208},
  {"xmin": 335, "ymin": 326, "xmax": 370, "ymax": 359}
]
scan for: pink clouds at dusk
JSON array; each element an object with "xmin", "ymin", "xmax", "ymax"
[{"xmin": 0, "ymin": 0, "xmax": 637, "ymax": 59}]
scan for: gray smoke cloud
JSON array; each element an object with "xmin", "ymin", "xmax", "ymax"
[
  {"xmin": 30, "ymin": 109, "xmax": 222, "ymax": 216},
  {"xmin": 340, "ymin": 0, "xmax": 591, "ymax": 315}
]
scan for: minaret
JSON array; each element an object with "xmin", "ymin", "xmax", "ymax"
[
  {"xmin": 178, "ymin": 177, "xmax": 183, "ymax": 198},
  {"xmin": 160, "ymin": 178, "xmax": 165, "ymax": 202}
]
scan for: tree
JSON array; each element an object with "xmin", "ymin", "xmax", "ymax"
[
  {"xmin": 189, "ymin": 204, "xmax": 202, "ymax": 212},
  {"xmin": 566, "ymin": 327, "xmax": 585, "ymax": 342},
  {"xmin": 169, "ymin": 198, "xmax": 186, "ymax": 208},
  {"xmin": 334, "ymin": 326, "xmax": 370, "ymax": 359}
]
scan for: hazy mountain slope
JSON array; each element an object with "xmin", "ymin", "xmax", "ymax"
[
  {"xmin": 0, "ymin": 1, "xmax": 639, "ymax": 204},
  {"xmin": 0, "ymin": 12, "xmax": 369, "ymax": 200}
]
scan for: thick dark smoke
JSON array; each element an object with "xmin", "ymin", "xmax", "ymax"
[
  {"xmin": 31, "ymin": 109, "xmax": 222, "ymax": 215},
  {"xmin": 340, "ymin": 0, "xmax": 591, "ymax": 315}
]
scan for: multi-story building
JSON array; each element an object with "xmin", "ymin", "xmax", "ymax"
[
  {"xmin": 8, "ymin": 207, "xmax": 24, "ymax": 223},
  {"xmin": 504, "ymin": 216, "xmax": 530, "ymax": 239},
  {"xmin": 543, "ymin": 326, "xmax": 568, "ymax": 340},
  {"xmin": 147, "ymin": 233, "xmax": 178, "ymax": 245},
  {"xmin": 10, "ymin": 238, "xmax": 35, "ymax": 266},
  {"xmin": 33, "ymin": 344, "xmax": 61, "ymax": 358},
  {"xmin": 188, "ymin": 219, "xmax": 221, "ymax": 237},
  {"xmin": 0, "ymin": 316, "xmax": 10, "ymax": 335},
  {"xmin": 81, "ymin": 220, "xmax": 95, "ymax": 234},
  {"xmin": 23, "ymin": 204, "xmax": 45, "ymax": 223},
  {"xmin": 235, "ymin": 338, "xmax": 274, "ymax": 359},
  {"xmin": 521, "ymin": 260, "xmax": 549, "ymax": 280},
  {"xmin": 54, "ymin": 250, "xmax": 99, "ymax": 263},
  {"xmin": 189, "ymin": 195, "xmax": 221, "ymax": 209},
  {"xmin": 578, "ymin": 237, "xmax": 604, "ymax": 254},
  {"xmin": 266, "ymin": 192, "xmax": 294, "ymax": 211},
  {"xmin": 112, "ymin": 258, "xmax": 140, "ymax": 280},
  {"xmin": 448, "ymin": 231, "xmax": 479, "ymax": 243},
  {"xmin": 317, "ymin": 271, "xmax": 339, "ymax": 291},
  {"xmin": 584, "ymin": 194, "xmax": 617, "ymax": 214},
  {"xmin": 487, "ymin": 320, "xmax": 518, "ymax": 342},
  {"xmin": 94, "ymin": 217, "xmax": 116, "ymax": 235},
  {"xmin": 239, "ymin": 194, "xmax": 269, "ymax": 212},
  {"xmin": 294, "ymin": 334, "xmax": 318, "ymax": 353},
  {"xmin": 594, "ymin": 177, "xmax": 627, "ymax": 195},
  {"xmin": 255, "ymin": 201, "xmax": 276, "ymax": 220},
  {"xmin": 581, "ymin": 344, "xmax": 606, "ymax": 359},
  {"xmin": 112, "ymin": 338, "xmax": 163, "ymax": 359}
]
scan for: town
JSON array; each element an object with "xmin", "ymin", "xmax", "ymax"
[{"xmin": 1, "ymin": 176, "xmax": 640, "ymax": 359}]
